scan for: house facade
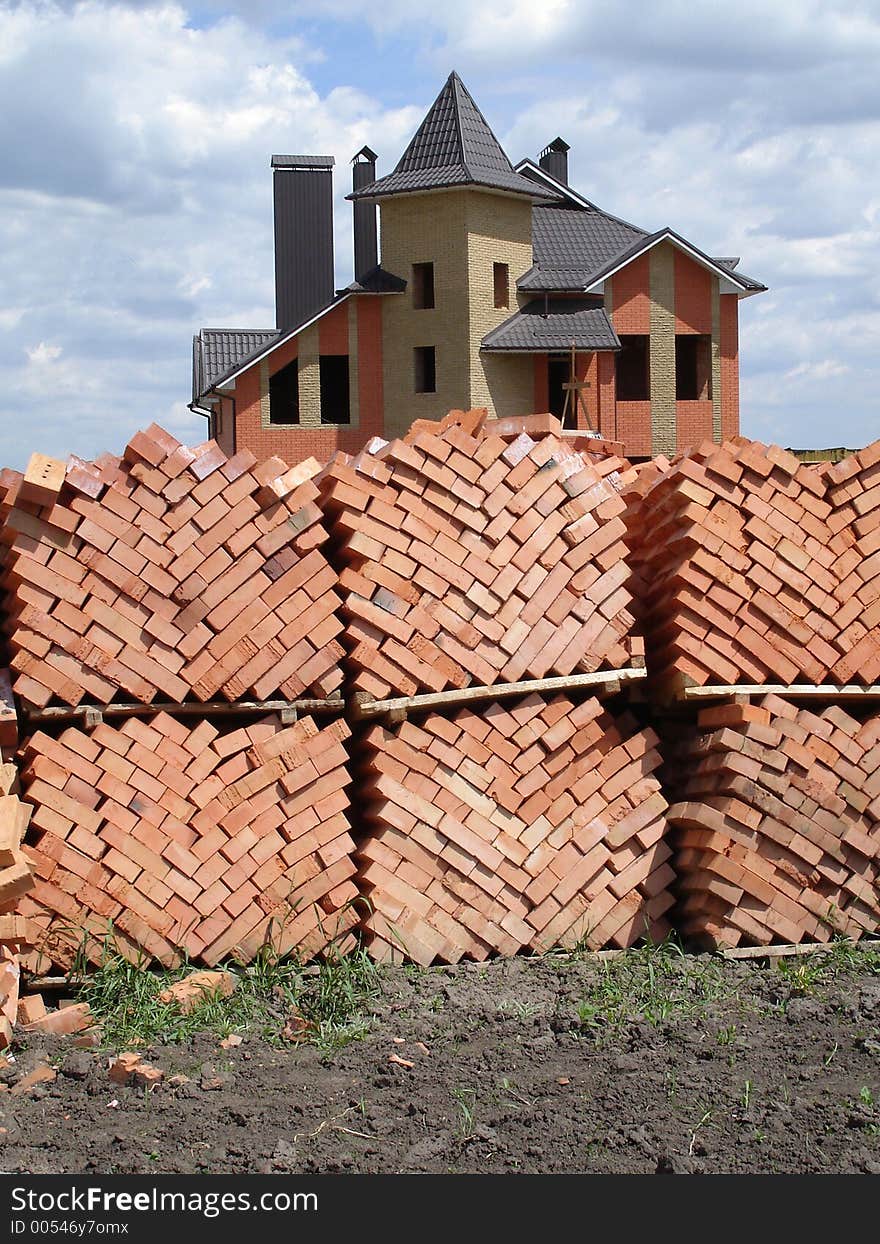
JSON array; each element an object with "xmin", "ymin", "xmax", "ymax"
[{"xmin": 191, "ymin": 73, "xmax": 765, "ymax": 462}]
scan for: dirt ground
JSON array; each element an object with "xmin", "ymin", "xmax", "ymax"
[{"xmin": 2, "ymin": 947, "xmax": 880, "ymax": 1175}]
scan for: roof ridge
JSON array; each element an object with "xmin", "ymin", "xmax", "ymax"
[{"xmin": 450, "ymin": 73, "xmax": 468, "ymax": 175}]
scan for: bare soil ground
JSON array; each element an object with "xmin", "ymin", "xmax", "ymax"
[{"xmin": 2, "ymin": 944, "xmax": 880, "ymax": 1175}]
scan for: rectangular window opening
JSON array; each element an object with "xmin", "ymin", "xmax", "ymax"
[
  {"xmin": 414, "ymin": 346, "xmax": 436, "ymax": 394},
  {"xmin": 675, "ymin": 334, "xmax": 712, "ymax": 400},
  {"xmin": 493, "ymin": 262, "xmax": 509, "ymax": 309},
  {"xmin": 547, "ymin": 355, "xmax": 568, "ymax": 419},
  {"xmin": 412, "ymin": 262, "xmax": 435, "ymax": 310},
  {"xmin": 319, "ymin": 355, "xmax": 351, "ymax": 425},
  {"xmin": 268, "ymin": 358, "xmax": 300, "ymax": 425},
  {"xmin": 616, "ymin": 334, "xmax": 650, "ymax": 401}
]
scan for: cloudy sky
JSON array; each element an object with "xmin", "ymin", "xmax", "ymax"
[{"xmin": 1, "ymin": 0, "xmax": 878, "ymax": 468}]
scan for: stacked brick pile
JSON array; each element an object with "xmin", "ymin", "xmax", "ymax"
[
  {"xmin": 0, "ymin": 760, "xmax": 36, "ymax": 1048},
  {"xmin": 0, "ymin": 427, "xmax": 363, "ymax": 976},
  {"xmin": 16, "ymin": 712, "xmax": 358, "ymax": 972},
  {"xmin": 318, "ymin": 410, "xmax": 639, "ymax": 702},
  {"xmin": 358, "ymin": 694, "xmax": 674, "ymax": 964},
  {"xmin": 624, "ymin": 437, "xmax": 880, "ymax": 697},
  {"xmin": 2, "ymin": 412, "xmax": 878, "ymax": 978},
  {"xmin": 1, "ymin": 425, "xmax": 344, "ymax": 708},
  {"xmin": 666, "ymin": 695, "xmax": 880, "ymax": 947}
]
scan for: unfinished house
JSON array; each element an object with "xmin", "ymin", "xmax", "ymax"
[{"xmin": 191, "ymin": 72, "xmax": 765, "ymax": 462}]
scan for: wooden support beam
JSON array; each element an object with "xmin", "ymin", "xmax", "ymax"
[
  {"xmin": 351, "ymin": 666, "xmax": 646, "ymax": 719},
  {"xmin": 682, "ymin": 684, "xmax": 880, "ymax": 702},
  {"xmin": 23, "ymin": 696, "xmax": 344, "ymax": 724},
  {"xmin": 721, "ymin": 940, "xmax": 880, "ymax": 961}
]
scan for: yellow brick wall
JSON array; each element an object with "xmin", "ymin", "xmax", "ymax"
[
  {"xmin": 465, "ymin": 192, "xmax": 534, "ymax": 418},
  {"xmin": 711, "ymin": 278, "xmax": 722, "ymax": 442},
  {"xmin": 296, "ymin": 324, "xmax": 321, "ymax": 428},
  {"xmin": 379, "ymin": 191, "xmax": 472, "ymax": 437},
  {"xmin": 379, "ymin": 188, "xmax": 535, "ymax": 432},
  {"xmin": 649, "ymin": 243, "xmax": 676, "ymax": 457}
]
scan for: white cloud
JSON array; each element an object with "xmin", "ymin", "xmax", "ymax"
[
  {"xmin": 0, "ymin": 1, "xmax": 422, "ymax": 467},
  {"xmin": 784, "ymin": 359, "xmax": 850, "ymax": 382},
  {"xmin": 26, "ymin": 341, "xmax": 63, "ymax": 364},
  {"xmin": 0, "ymin": 307, "xmax": 24, "ymax": 330}
]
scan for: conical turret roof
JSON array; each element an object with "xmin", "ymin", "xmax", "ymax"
[{"xmin": 348, "ymin": 73, "xmax": 560, "ymax": 202}]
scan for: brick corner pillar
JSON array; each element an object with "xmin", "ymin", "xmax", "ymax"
[
  {"xmin": 720, "ymin": 294, "xmax": 740, "ymax": 440},
  {"xmin": 649, "ymin": 244, "xmax": 676, "ymax": 457},
  {"xmin": 711, "ymin": 279, "xmax": 722, "ymax": 442}
]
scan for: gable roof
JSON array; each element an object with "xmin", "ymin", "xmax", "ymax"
[
  {"xmin": 482, "ymin": 299, "xmax": 620, "ymax": 353},
  {"xmin": 515, "ymin": 158, "xmax": 765, "ymax": 297},
  {"xmin": 520, "ymin": 203, "xmax": 648, "ymax": 291},
  {"xmin": 210, "ymin": 294, "xmax": 361, "ymax": 393},
  {"xmin": 581, "ymin": 227, "xmax": 767, "ymax": 295},
  {"xmin": 192, "ymin": 328, "xmax": 280, "ymax": 402},
  {"xmin": 348, "ymin": 72, "xmax": 559, "ymax": 203}
]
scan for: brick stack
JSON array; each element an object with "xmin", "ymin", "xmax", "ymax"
[
  {"xmin": 357, "ymin": 694, "xmax": 674, "ymax": 964},
  {"xmin": 0, "ymin": 427, "xmax": 362, "ymax": 976},
  {"xmin": 666, "ymin": 695, "xmax": 880, "ymax": 947},
  {"xmin": 624, "ymin": 437, "xmax": 880, "ymax": 697},
  {"xmin": 318, "ymin": 410, "xmax": 638, "ymax": 702},
  {"xmin": 16, "ymin": 712, "xmax": 358, "ymax": 972},
  {"xmin": 1, "ymin": 426, "xmax": 344, "ymax": 709},
  {"xmin": 0, "ymin": 753, "xmax": 36, "ymax": 1048}
]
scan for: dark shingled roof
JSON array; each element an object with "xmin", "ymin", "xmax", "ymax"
[
  {"xmin": 482, "ymin": 299, "xmax": 620, "ymax": 352},
  {"xmin": 348, "ymin": 72, "xmax": 559, "ymax": 203},
  {"xmin": 520, "ymin": 203, "xmax": 648, "ymax": 291},
  {"xmin": 515, "ymin": 163, "xmax": 766, "ymax": 295},
  {"xmin": 192, "ymin": 328, "xmax": 279, "ymax": 401},
  {"xmin": 342, "ymin": 265, "xmax": 407, "ymax": 294},
  {"xmin": 271, "ymin": 155, "xmax": 334, "ymax": 169}
]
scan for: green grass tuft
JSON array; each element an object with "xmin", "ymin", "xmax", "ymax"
[
  {"xmin": 78, "ymin": 929, "xmax": 380, "ymax": 1053},
  {"xmin": 572, "ymin": 937, "xmax": 733, "ymax": 1038}
]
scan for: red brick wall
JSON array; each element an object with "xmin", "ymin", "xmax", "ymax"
[
  {"xmin": 574, "ymin": 353, "xmax": 598, "ymax": 431},
  {"xmin": 230, "ymin": 298, "xmax": 387, "ymax": 467},
  {"xmin": 530, "ymin": 353, "xmax": 603, "ymax": 431},
  {"xmin": 676, "ymin": 401, "xmax": 715, "ymax": 451},
  {"xmin": 674, "ymin": 249, "xmax": 712, "ymax": 334},
  {"xmin": 597, "ymin": 352, "xmax": 616, "ymax": 439},
  {"xmin": 616, "ymin": 402, "xmax": 652, "ymax": 456},
  {"xmin": 609, "ymin": 253, "xmax": 650, "ymax": 334},
  {"xmin": 720, "ymin": 293, "xmax": 739, "ymax": 439},
  {"xmin": 319, "ymin": 302, "xmax": 349, "ymax": 354},
  {"xmin": 210, "ymin": 396, "xmax": 235, "ymax": 457},
  {"xmin": 609, "ymin": 253, "xmax": 651, "ymax": 454},
  {"xmin": 231, "ymin": 335, "xmax": 298, "ymax": 463},
  {"xmin": 609, "ymin": 248, "xmax": 741, "ymax": 454},
  {"xmin": 357, "ymin": 296, "xmax": 385, "ymax": 441}
]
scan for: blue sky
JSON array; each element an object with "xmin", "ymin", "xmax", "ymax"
[{"xmin": 1, "ymin": 0, "xmax": 878, "ymax": 468}]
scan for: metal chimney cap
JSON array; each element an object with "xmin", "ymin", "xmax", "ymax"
[
  {"xmin": 353, "ymin": 145, "xmax": 378, "ymax": 163},
  {"xmin": 540, "ymin": 137, "xmax": 570, "ymax": 156},
  {"xmin": 271, "ymin": 155, "xmax": 335, "ymax": 169}
]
